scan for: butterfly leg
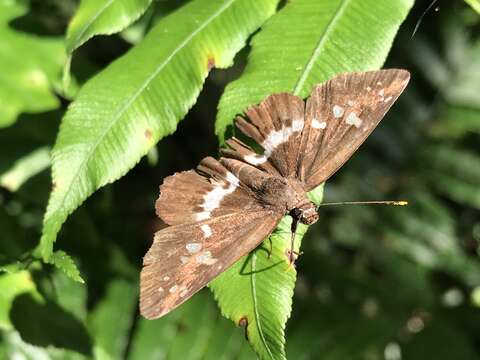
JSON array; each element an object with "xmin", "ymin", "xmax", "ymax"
[{"xmin": 285, "ymin": 210, "xmax": 303, "ymax": 270}]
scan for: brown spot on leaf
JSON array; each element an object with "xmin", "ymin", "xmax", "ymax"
[
  {"xmin": 144, "ymin": 129, "xmax": 152, "ymax": 140},
  {"xmin": 207, "ymin": 56, "xmax": 215, "ymax": 71},
  {"xmin": 238, "ymin": 316, "xmax": 249, "ymax": 340},
  {"xmin": 238, "ymin": 316, "xmax": 248, "ymax": 328},
  {"xmin": 52, "ymin": 182, "xmax": 57, "ymax": 191}
]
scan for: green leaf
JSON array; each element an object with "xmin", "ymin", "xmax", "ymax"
[
  {"xmin": 0, "ymin": 1, "xmax": 64, "ymax": 127},
  {"xmin": 215, "ymin": 0, "xmax": 415, "ymax": 142},
  {"xmin": 88, "ymin": 280, "xmax": 137, "ymax": 360},
  {"xmin": 128, "ymin": 291, "xmax": 254, "ymax": 359},
  {"xmin": 39, "ymin": 0, "xmax": 280, "ymax": 260},
  {"xmin": 384, "ymin": 191, "xmax": 480, "ymax": 285},
  {"xmin": 444, "ymin": 41, "xmax": 480, "ymax": 108},
  {"xmin": 424, "ymin": 146, "xmax": 480, "ymax": 209},
  {"xmin": 46, "ymin": 251, "xmax": 84, "ymax": 284},
  {"xmin": 465, "ymin": 0, "xmax": 480, "ymax": 13},
  {"xmin": 0, "ymin": 147, "xmax": 50, "ymax": 192},
  {"xmin": 66, "ymin": 0, "xmax": 154, "ymax": 54},
  {"xmin": 209, "ymin": 185, "xmax": 323, "ymax": 360},
  {"xmin": 431, "ymin": 105, "xmax": 480, "ymax": 138},
  {"xmin": 0, "ymin": 271, "xmax": 39, "ymax": 330}
]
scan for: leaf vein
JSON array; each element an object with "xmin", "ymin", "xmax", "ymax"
[
  {"xmin": 251, "ymin": 251, "xmax": 275, "ymax": 360},
  {"xmin": 293, "ymin": 0, "xmax": 351, "ymax": 95}
]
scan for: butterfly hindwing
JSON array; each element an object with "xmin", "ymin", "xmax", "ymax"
[
  {"xmin": 298, "ymin": 69, "xmax": 410, "ymax": 190},
  {"xmin": 234, "ymin": 93, "xmax": 305, "ymax": 178},
  {"xmin": 140, "ymin": 210, "xmax": 282, "ymax": 319}
]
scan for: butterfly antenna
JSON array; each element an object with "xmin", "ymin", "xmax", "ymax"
[
  {"xmin": 317, "ymin": 200, "xmax": 408, "ymax": 209},
  {"xmin": 411, "ymin": 0, "xmax": 439, "ymax": 38}
]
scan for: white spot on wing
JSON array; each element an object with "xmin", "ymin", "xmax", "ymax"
[
  {"xmin": 333, "ymin": 105, "xmax": 344, "ymax": 118},
  {"xmin": 179, "ymin": 286, "xmax": 188, "ymax": 297},
  {"xmin": 291, "ymin": 119, "xmax": 304, "ymax": 132},
  {"xmin": 345, "ymin": 112, "xmax": 363, "ymax": 128},
  {"xmin": 201, "ymin": 224, "xmax": 212, "ymax": 238},
  {"xmin": 366, "ymin": 86, "xmax": 372, "ymax": 91},
  {"xmin": 163, "ymin": 276, "xmax": 170, "ymax": 281},
  {"xmin": 383, "ymin": 96, "xmax": 392, "ymax": 103},
  {"xmin": 225, "ymin": 172, "xmax": 239, "ymax": 186},
  {"xmin": 196, "ymin": 251, "xmax": 218, "ymax": 265},
  {"xmin": 169, "ymin": 285, "xmax": 178, "ymax": 293},
  {"xmin": 158, "ymin": 287, "xmax": 164, "ymax": 293},
  {"xmin": 262, "ymin": 119, "xmax": 304, "ymax": 155},
  {"xmin": 186, "ymin": 243, "xmax": 202, "ymax": 254},
  {"xmin": 195, "ymin": 171, "xmax": 239, "ymax": 221},
  {"xmin": 196, "ymin": 211, "xmax": 210, "ymax": 221},
  {"xmin": 378, "ymin": 89, "xmax": 385, "ymax": 97},
  {"xmin": 244, "ymin": 154, "xmax": 267, "ymax": 165},
  {"xmin": 311, "ymin": 119, "xmax": 327, "ymax": 129},
  {"xmin": 244, "ymin": 118, "xmax": 304, "ymax": 165},
  {"xmin": 180, "ymin": 256, "xmax": 189, "ymax": 264},
  {"xmin": 347, "ymin": 100, "xmax": 355, "ymax": 106}
]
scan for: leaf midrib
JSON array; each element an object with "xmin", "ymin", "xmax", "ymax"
[
  {"xmin": 69, "ymin": 0, "xmax": 117, "ymax": 52},
  {"xmin": 50, "ymin": 0, "xmax": 237, "ymax": 224},
  {"xmin": 292, "ymin": 0, "xmax": 351, "ymax": 95},
  {"xmin": 250, "ymin": 251, "xmax": 275, "ymax": 360}
]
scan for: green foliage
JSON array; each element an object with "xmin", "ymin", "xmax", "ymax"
[
  {"xmin": 216, "ymin": 0, "xmax": 414, "ymax": 141},
  {"xmin": 0, "ymin": 0, "xmax": 64, "ymax": 127},
  {"xmin": 89, "ymin": 280, "xmax": 137, "ymax": 359},
  {"xmin": 65, "ymin": 0, "xmax": 154, "ymax": 54},
  {"xmin": 47, "ymin": 250, "xmax": 84, "ymax": 283},
  {"xmin": 0, "ymin": 271, "xmax": 39, "ymax": 330},
  {"xmin": 1, "ymin": 1, "xmax": 480, "ymax": 359},
  {"xmin": 40, "ymin": 0, "xmax": 280, "ymax": 263},
  {"xmin": 0, "ymin": 147, "xmax": 50, "ymax": 192},
  {"xmin": 465, "ymin": 0, "xmax": 480, "ymax": 13}
]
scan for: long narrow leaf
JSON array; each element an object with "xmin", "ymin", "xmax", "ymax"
[
  {"xmin": 211, "ymin": 0, "xmax": 414, "ymax": 358},
  {"xmin": 40, "ymin": 0, "xmax": 280, "ymax": 260}
]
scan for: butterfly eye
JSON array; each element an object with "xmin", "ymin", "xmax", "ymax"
[{"xmin": 298, "ymin": 203, "xmax": 319, "ymax": 225}]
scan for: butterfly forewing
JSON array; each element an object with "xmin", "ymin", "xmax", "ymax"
[
  {"xmin": 140, "ymin": 210, "xmax": 281, "ymax": 319},
  {"xmin": 298, "ymin": 69, "xmax": 410, "ymax": 190}
]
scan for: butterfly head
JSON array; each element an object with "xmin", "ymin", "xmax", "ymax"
[{"xmin": 291, "ymin": 202, "xmax": 319, "ymax": 226}]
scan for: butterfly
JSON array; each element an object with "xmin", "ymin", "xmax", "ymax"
[{"xmin": 140, "ymin": 69, "xmax": 410, "ymax": 319}]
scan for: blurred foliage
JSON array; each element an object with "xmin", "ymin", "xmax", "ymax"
[
  {"xmin": 1, "ymin": 0, "xmax": 480, "ymax": 359},
  {"xmin": 0, "ymin": 0, "xmax": 64, "ymax": 127}
]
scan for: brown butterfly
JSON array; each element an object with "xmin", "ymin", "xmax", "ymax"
[{"xmin": 140, "ymin": 69, "xmax": 410, "ymax": 319}]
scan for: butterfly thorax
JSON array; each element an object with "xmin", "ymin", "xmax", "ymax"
[{"xmin": 257, "ymin": 176, "xmax": 318, "ymax": 226}]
